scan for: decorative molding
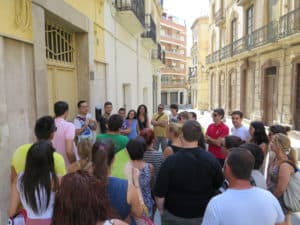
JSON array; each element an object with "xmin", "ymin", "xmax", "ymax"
[{"xmin": 15, "ymin": 0, "xmax": 32, "ymax": 31}]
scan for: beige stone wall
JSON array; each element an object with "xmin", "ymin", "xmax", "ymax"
[{"xmin": 0, "ymin": 37, "xmax": 36, "ymax": 223}]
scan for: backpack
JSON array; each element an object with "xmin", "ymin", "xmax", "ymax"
[{"xmin": 283, "ymin": 161, "xmax": 300, "ymax": 212}]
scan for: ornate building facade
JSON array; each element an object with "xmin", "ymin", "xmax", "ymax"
[{"xmin": 207, "ymin": 0, "xmax": 300, "ymax": 127}]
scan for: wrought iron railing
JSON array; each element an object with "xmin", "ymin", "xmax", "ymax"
[
  {"xmin": 206, "ymin": 8, "xmax": 300, "ymax": 64},
  {"xmin": 279, "ymin": 8, "xmax": 300, "ymax": 38},
  {"xmin": 142, "ymin": 14, "xmax": 157, "ymax": 43},
  {"xmin": 114, "ymin": 0, "xmax": 145, "ymax": 26}
]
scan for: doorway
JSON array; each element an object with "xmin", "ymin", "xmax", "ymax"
[
  {"xmin": 123, "ymin": 84, "xmax": 131, "ymax": 110},
  {"xmin": 264, "ymin": 66, "xmax": 277, "ymax": 125}
]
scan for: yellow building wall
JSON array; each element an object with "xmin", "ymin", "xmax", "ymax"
[
  {"xmin": 0, "ymin": 0, "xmax": 33, "ymax": 41},
  {"xmin": 64, "ymin": 0, "xmax": 105, "ymax": 62}
]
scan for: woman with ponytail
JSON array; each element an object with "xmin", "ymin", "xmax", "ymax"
[{"xmin": 268, "ymin": 133, "xmax": 297, "ymax": 223}]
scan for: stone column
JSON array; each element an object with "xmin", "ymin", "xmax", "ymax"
[{"xmin": 32, "ymin": 3, "xmax": 49, "ymax": 117}]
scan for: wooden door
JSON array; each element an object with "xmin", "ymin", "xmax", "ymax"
[
  {"xmin": 264, "ymin": 68, "xmax": 277, "ymax": 125},
  {"xmin": 47, "ymin": 66, "xmax": 77, "ymax": 120}
]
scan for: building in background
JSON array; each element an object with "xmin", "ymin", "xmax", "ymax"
[
  {"xmin": 160, "ymin": 12, "xmax": 187, "ymax": 106},
  {"xmin": 206, "ymin": 0, "xmax": 300, "ymax": 128},
  {"xmin": 190, "ymin": 16, "xmax": 209, "ymax": 110},
  {"xmin": 0, "ymin": 0, "xmax": 164, "ymax": 222}
]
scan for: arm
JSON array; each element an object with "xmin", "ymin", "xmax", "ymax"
[
  {"xmin": 8, "ymin": 177, "xmax": 21, "ymax": 217},
  {"xmin": 273, "ymin": 163, "xmax": 294, "ymax": 197},
  {"xmin": 155, "ymin": 197, "xmax": 165, "ymax": 214},
  {"xmin": 158, "ymin": 119, "xmax": 168, "ymax": 128},
  {"xmin": 206, "ymin": 136, "xmax": 223, "ymax": 147},
  {"xmin": 88, "ymin": 118, "xmax": 97, "ymax": 131},
  {"xmin": 65, "ymin": 139, "xmax": 76, "ymax": 164},
  {"xmin": 260, "ymin": 143, "xmax": 268, "ymax": 155},
  {"xmin": 10, "ymin": 167, "xmax": 17, "ymax": 185},
  {"xmin": 163, "ymin": 146, "xmax": 174, "ymax": 158}
]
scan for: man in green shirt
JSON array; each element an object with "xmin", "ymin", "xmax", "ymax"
[{"xmin": 96, "ymin": 114, "xmax": 129, "ymax": 153}]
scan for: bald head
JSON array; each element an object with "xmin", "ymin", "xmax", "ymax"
[{"xmin": 226, "ymin": 148, "xmax": 254, "ymax": 180}]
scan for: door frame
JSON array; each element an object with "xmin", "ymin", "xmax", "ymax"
[
  {"xmin": 261, "ymin": 59, "xmax": 279, "ymax": 125},
  {"xmin": 291, "ymin": 56, "xmax": 300, "ymax": 129}
]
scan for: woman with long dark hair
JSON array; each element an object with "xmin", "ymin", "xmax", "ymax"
[
  {"xmin": 8, "ymin": 141, "xmax": 59, "ymax": 225},
  {"xmin": 125, "ymin": 110, "xmax": 138, "ymax": 140},
  {"xmin": 92, "ymin": 140, "xmax": 143, "ymax": 225},
  {"xmin": 51, "ymin": 170, "xmax": 127, "ymax": 225},
  {"xmin": 136, "ymin": 104, "xmax": 150, "ymax": 133},
  {"xmin": 249, "ymin": 121, "xmax": 269, "ymax": 155}
]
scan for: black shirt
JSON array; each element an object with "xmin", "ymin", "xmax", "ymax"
[{"xmin": 154, "ymin": 147, "xmax": 224, "ymax": 218}]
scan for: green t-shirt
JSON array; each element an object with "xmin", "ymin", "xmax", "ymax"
[{"xmin": 96, "ymin": 133, "xmax": 129, "ymax": 153}]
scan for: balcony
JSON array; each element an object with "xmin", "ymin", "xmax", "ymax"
[
  {"xmin": 164, "ymin": 50, "xmax": 186, "ymax": 61},
  {"xmin": 161, "ymin": 76, "xmax": 186, "ymax": 89},
  {"xmin": 279, "ymin": 8, "xmax": 300, "ymax": 38},
  {"xmin": 114, "ymin": 0, "xmax": 145, "ymax": 35},
  {"xmin": 141, "ymin": 14, "xmax": 157, "ymax": 49},
  {"xmin": 152, "ymin": 43, "xmax": 165, "ymax": 67},
  {"xmin": 206, "ymin": 8, "xmax": 300, "ymax": 65},
  {"xmin": 161, "ymin": 66, "xmax": 186, "ymax": 75},
  {"xmin": 160, "ymin": 34, "xmax": 185, "ymax": 47},
  {"xmin": 215, "ymin": 8, "xmax": 225, "ymax": 26}
]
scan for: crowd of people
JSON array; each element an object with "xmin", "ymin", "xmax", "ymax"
[{"xmin": 7, "ymin": 100, "xmax": 299, "ymax": 225}]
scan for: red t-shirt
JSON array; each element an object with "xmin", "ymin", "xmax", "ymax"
[{"xmin": 206, "ymin": 122, "xmax": 229, "ymax": 159}]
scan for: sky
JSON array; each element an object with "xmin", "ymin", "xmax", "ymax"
[{"xmin": 163, "ymin": 0, "xmax": 210, "ymax": 55}]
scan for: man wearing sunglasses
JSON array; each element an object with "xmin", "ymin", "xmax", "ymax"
[
  {"xmin": 151, "ymin": 104, "xmax": 169, "ymax": 151},
  {"xmin": 206, "ymin": 108, "xmax": 229, "ymax": 166}
]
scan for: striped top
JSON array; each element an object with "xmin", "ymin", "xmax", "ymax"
[{"xmin": 143, "ymin": 149, "xmax": 164, "ymax": 182}]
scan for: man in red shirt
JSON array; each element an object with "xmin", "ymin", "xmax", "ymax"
[{"xmin": 206, "ymin": 108, "xmax": 229, "ymax": 166}]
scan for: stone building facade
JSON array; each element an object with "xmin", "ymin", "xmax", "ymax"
[
  {"xmin": 190, "ymin": 17, "xmax": 209, "ymax": 110},
  {"xmin": 0, "ymin": 0, "xmax": 164, "ymax": 222},
  {"xmin": 207, "ymin": 0, "xmax": 300, "ymax": 128}
]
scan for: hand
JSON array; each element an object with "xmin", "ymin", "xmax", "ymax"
[{"xmin": 84, "ymin": 119, "xmax": 90, "ymax": 127}]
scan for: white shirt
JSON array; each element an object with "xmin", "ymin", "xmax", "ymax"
[
  {"xmin": 17, "ymin": 173, "xmax": 55, "ymax": 219},
  {"xmin": 251, "ymin": 170, "xmax": 267, "ymax": 189},
  {"xmin": 231, "ymin": 125, "xmax": 251, "ymax": 141},
  {"xmin": 202, "ymin": 187, "xmax": 285, "ymax": 225}
]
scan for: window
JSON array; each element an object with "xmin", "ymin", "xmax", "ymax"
[
  {"xmin": 231, "ymin": 18, "xmax": 238, "ymax": 43},
  {"xmin": 246, "ymin": 6, "xmax": 254, "ymax": 35},
  {"xmin": 246, "ymin": 6, "xmax": 254, "ymax": 46},
  {"xmin": 45, "ymin": 22, "xmax": 74, "ymax": 63}
]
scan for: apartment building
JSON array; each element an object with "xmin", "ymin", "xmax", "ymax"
[
  {"xmin": 207, "ymin": 0, "xmax": 300, "ymax": 128},
  {"xmin": 160, "ymin": 12, "xmax": 187, "ymax": 106}
]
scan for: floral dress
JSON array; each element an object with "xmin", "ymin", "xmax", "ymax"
[{"xmin": 139, "ymin": 163, "xmax": 154, "ymax": 217}]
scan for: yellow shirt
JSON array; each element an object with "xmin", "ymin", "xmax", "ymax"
[
  {"xmin": 11, "ymin": 143, "xmax": 66, "ymax": 176},
  {"xmin": 152, "ymin": 113, "xmax": 168, "ymax": 137}
]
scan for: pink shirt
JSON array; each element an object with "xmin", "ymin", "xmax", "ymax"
[{"xmin": 52, "ymin": 117, "xmax": 76, "ymax": 168}]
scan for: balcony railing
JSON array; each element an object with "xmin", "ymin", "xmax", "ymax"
[
  {"xmin": 206, "ymin": 8, "xmax": 300, "ymax": 64},
  {"xmin": 161, "ymin": 66, "xmax": 186, "ymax": 74},
  {"xmin": 114, "ymin": 0, "xmax": 145, "ymax": 26},
  {"xmin": 141, "ymin": 14, "xmax": 157, "ymax": 43},
  {"xmin": 279, "ymin": 8, "xmax": 300, "ymax": 38}
]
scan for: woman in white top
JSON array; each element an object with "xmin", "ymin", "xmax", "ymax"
[
  {"xmin": 8, "ymin": 141, "xmax": 59, "ymax": 225},
  {"xmin": 51, "ymin": 170, "xmax": 127, "ymax": 225}
]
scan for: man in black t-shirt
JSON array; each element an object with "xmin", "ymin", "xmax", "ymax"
[{"xmin": 155, "ymin": 120, "xmax": 224, "ymax": 225}]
